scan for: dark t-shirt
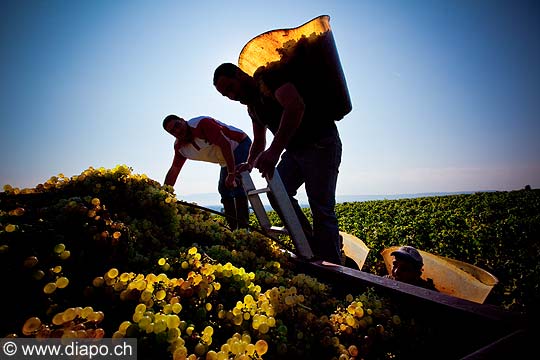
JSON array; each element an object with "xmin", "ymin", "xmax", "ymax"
[{"xmin": 248, "ymin": 70, "xmax": 337, "ymax": 151}]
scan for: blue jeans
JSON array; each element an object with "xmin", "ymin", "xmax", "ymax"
[
  {"xmin": 218, "ymin": 137, "xmax": 252, "ymax": 200},
  {"xmin": 270, "ymin": 126, "xmax": 342, "ymax": 263}
]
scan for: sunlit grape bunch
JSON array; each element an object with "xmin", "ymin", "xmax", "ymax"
[
  {"xmin": 1, "ymin": 165, "xmax": 420, "ymax": 359},
  {"xmin": 328, "ymin": 290, "xmax": 404, "ymax": 359},
  {"xmin": 21, "ymin": 306, "xmax": 106, "ymax": 339},
  {"xmin": 197, "ymin": 332, "xmax": 268, "ymax": 360},
  {"xmin": 289, "ymin": 273, "xmax": 332, "ymax": 305},
  {"xmin": 222, "ymin": 293, "xmax": 277, "ymax": 335}
]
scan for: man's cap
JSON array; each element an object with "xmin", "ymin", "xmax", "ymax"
[{"xmin": 391, "ymin": 246, "xmax": 423, "ymax": 267}]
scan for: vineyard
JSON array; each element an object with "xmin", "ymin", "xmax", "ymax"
[
  {"xmin": 270, "ymin": 186, "xmax": 540, "ymax": 316},
  {"xmin": 1, "ymin": 165, "xmax": 538, "ymax": 359}
]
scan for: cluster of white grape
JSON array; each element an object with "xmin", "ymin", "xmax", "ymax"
[
  {"xmin": 213, "ymin": 261, "xmax": 260, "ymax": 299},
  {"xmin": 171, "ymin": 332, "xmax": 269, "ymax": 360},
  {"xmin": 206, "ymin": 333, "xmax": 268, "ymax": 360},
  {"xmin": 18, "ymin": 242, "xmax": 71, "ymax": 298},
  {"xmin": 43, "ymin": 269, "xmax": 68, "ymax": 294},
  {"xmin": 289, "ymin": 273, "xmax": 331, "ymax": 304},
  {"xmin": 1, "ymin": 207, "xmax": 25, "ymax": 236},
  {"xmin": 205, "ymin": 241, "xmax": 292, "ymax": 285},
  {"xmin": 253, "ymin": 31, "xmax": 321, "ymax": 98},
  {"xmin": 175, "ymin": 212, "xmax": 230, "ymax": 244},
  {"xmin": 328, "ymin": 292, "xmax": 403, "ymax": 359},
  {"xmin": 1, "ymin": 205, "xmax": 26, "ymax": 252},
  {"xmin": 127, "ymin": 302, "xmax": 183, "ymax": 337},
  {"xmin": 221, "ymin": 293, "xmax": 277, "ymax": 336},
  {"xmin": 2, "ymin": 183, "xmax": 32, "ymax": 195},
  {"xmin": 1, "ymin": 166, "xmax": 416, "ymax": 359},
  {"xmin": 20, "ymin": 306, "xmax": 106, "ymax": 339},
  {"xmin": 232, "ymin": 231, "xmax": 289, "ymax": 268},
  {"xmin": 276, "ymin": 32, "xmax": 321, "ymax": 61},
  {"xmin": 260, "ymin": 286, "xmax": 304, "ymax": 315},
  {"xmin": 92, "ymin": 260, "xmax": 215, "ymax": 358},
  {"xmin": 3, "ymin": 173, "xmax": 70, "ymax": 195},
  {"xmin": 98, "ymin": 247, "xmax": 276, "ymax": 359}
]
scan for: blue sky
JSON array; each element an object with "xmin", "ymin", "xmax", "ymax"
[{"xmin": 1, "ymin": 0, "xmax": 539, "ymax": 205}]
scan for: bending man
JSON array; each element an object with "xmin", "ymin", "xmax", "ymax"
[
  {"xmin": 213, "ymin": 63, "xmax": 343, "ymax": 263},
  {"xmin": 163, "ymin": 114, "xmax": 251, "ymax": 229}
]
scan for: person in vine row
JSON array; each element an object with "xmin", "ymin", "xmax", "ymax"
[
  {"xmin": 213, "ymin": 63, "xmax": 344, "ymax": 264},
  {"xmin": 386, "ymin": 246, "xmax": 438, "ymax": 291},
  {"xmin": 163, "ymin": 114, "xmax": 251, "ymax": 229}
]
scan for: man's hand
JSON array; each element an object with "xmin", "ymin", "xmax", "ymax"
[
  {"xmin": 235, "ymin": 162, "xmax": 253, "ymax": 174},
  {"xmin": 225, "ymin": 173, "xmax": 237, "ymax": 189},
  {"xmin": 254, "ymin": 147, "xmax": 281, "ymax": 179}
]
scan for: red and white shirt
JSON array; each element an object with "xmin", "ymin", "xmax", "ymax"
[{"xmin": 175, "ymin": 116, "xmax": 247, "ymax": 167}]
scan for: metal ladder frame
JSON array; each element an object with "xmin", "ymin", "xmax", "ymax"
[{"xmin": 240, "ymin": 170, "xmax": 314, "ymax": 260}]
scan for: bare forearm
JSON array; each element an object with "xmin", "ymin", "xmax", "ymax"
[
  {"xmin": 222, "ymin": 146, "xmax": 236, "ymax": 174},
  {"xmin": 213, "ymin": 135, "xmax": 236, "ymax": 174},
  {"xmin": 247, "ymin": 138, "xmax": 265, "ymax": 165},
  {"xmin": 164, "ymin": 167, "xmax": 180, "ymax": 186}
]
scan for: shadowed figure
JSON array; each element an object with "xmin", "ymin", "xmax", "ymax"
[
  {"xmin": 163, "ymin": 114, "xmax": 251, "ymax": 229},
  {"xmin": 213, "ymin": 63, "xmax": 343, "ymax": 263}
]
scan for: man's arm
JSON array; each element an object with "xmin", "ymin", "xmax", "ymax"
[
  {"xmin": 255, "ymin": 82, "xmax": 305, "ymax": 178},
  {"xmin": 212, "ymin": 131, "xmax": 238, "ymax": 188},
  {"xmin": 246, "ymin": 120, "xmax": 267, "ymax": 168},
  {"xmin": 164, "ymin": 150, "xmax": 187, "ymax": 186},
  {"xmin": 197, "ymin": 118, "xmax": 241, "ymax": 188}
]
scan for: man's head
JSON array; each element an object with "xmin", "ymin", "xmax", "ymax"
[
  {"xmin": 163, "ymin": 114, "xmax": 189, "ymax": 141},
  {"xmin": 213, "ymin": 63, "xmax": 256, "ymax": 105},
  {"xmin": 390, "ymin": 246, "xmax": 424, "ymax": 284}
]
